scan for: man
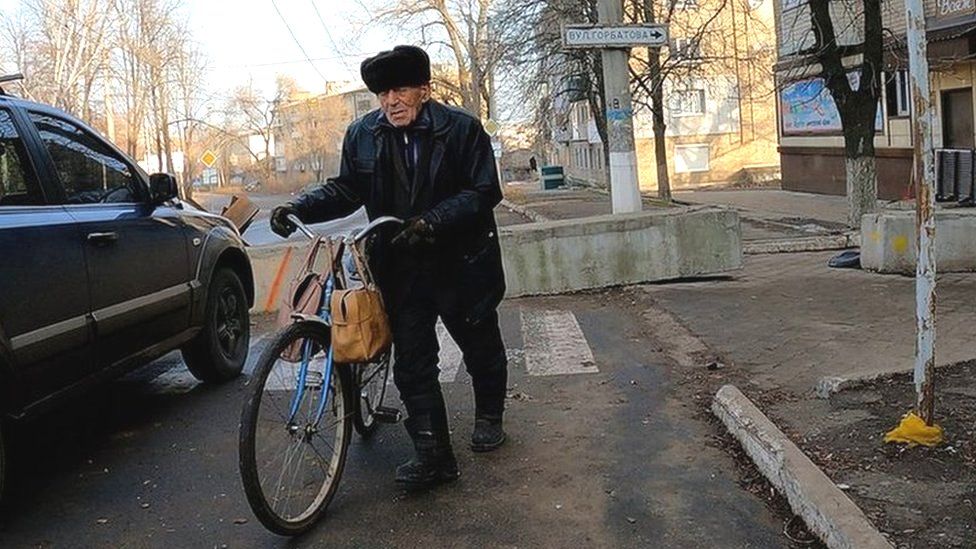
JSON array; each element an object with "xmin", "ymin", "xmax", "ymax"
[{"xmin": 270, "ymin": 45, "xmax": 508, "ymax": 487}]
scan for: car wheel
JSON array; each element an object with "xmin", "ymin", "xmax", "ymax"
[{"xmin": 182, "ymin": 268, "xmax": 250, "ymax": 383}]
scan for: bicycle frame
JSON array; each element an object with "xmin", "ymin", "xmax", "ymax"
[{"xmin": 282, "ymin": 214, "xmax": 402, "ymax": 428}]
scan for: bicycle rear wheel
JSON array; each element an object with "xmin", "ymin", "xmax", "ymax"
[
  {"xmin": 353, "ymin": 352, "xmax": 391, "ymax": 438},
  {"xmin": 239, "ymin": 321, "xmax": 352, "ymax": 536}
]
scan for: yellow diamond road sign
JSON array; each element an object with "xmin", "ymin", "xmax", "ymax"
[
  {"xmin": 200, "ymin": 150, "xmax": 217, "ymax": 168},
  {"xmin": 484, "ymin": 119, "xmax": 499, "ymax": 137}
]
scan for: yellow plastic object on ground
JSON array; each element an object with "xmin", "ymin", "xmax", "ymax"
[{"xmin": 884, "ymin": 412, "xmax": 944, "ymax": 447}]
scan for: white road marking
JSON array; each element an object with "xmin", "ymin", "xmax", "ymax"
[
  {"xmin": 264, "ymin": 363, "xmax": 305, "ymax": 392},
  {"xmin": 437, "ymin": 320, "xmax": 463, "ymax": 382},
  {"xmin": 521, "ymin": 309, "xmax": 598, "ymax": 376}
]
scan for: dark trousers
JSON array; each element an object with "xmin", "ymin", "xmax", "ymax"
[{"xmin": 390, "ymin": 274, "xmax": 508, "ymax": 425}]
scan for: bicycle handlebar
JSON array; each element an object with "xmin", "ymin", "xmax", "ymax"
[
  {"xmin": 285, "ymin": 213, "xmax": 404, "ymax": 243},
  {"xmin": 286, "ymin": 214, "xmax": 318, "ymax": 240},
  {"xmin": 351, "ymin": 216, "xmax": 404, "ymax": 244}
]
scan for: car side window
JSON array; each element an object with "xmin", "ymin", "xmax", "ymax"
[
  {"xmin": 28, "ymin": 112, "xmax": 140, "ymax": 205},
  {"xmin": 0, "ymin": 108, "xmax": 43, "ymax": 207}
]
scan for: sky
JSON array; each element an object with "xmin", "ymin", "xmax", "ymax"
[
  {"xmin": 184, "ymin": 0, "xmax": 389, "ymax": 98},
  {"xmin": 0, "ymin": 0, "xmax": 393, "ymax": 98},
  {"xmin": 0, "ymin": 0, "xmax": 523, "ymax": 122}
]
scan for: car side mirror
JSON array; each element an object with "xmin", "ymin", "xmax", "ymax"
[{"xmin": 149, "ymin": 173, "xmax": 179, "ymax": 205}]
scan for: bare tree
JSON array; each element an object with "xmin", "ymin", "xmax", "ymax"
[
  {"xmin": 777, "ymin": 0, "xmax": 883, "ymax": 227},
  {"xmin": 226, "ymin": 76, "xmax": 298, "ymax": 186},
  {"xmin": 1, "ymin": 0, "xmax": 112, "ymax": 119},
  {"xmin": 628, "ymin": 0, "xmax": 735, "ymax": 201},
  {"xmin": 112, "ymin": 0, "xmax": 182, "ymax": 158},
  {"xmin": 365, "ymin": 0, "xmax": 503, "ymax": 118},
  {"xmin": 171, "ymin": 40, "xmax": 209, "ymax": 195}
]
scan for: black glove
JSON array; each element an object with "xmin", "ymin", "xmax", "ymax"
[
  {"xmin": 391, "ymin": 216, "xmax": 435, "ymax": 249},
  {"xmin": 270, "ymin": 204, "xmax": 299, "ymax": 238}
]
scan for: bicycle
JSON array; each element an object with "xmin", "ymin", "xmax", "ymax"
[{"xmin": 239, "ymin": 214, "xmax": 402, "ymax": 536}]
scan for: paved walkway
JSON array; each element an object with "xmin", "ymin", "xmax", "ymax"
[
  {"xmin": 674, "ymin": 190, "xmax": 850, "ymax": 228},
  {"xmin": 643, "ymin": 251, "xmax": 976, "ymax": 394},
  {"xmin": 0, "ymin": 296, "xmax": 787, "ymax": 548},
  {"xmin": 502, "ymin": 184, "xmax": 855, "ymax": 243}
]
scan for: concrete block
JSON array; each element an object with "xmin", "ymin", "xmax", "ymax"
[
  {"xmin": 500, "ymin": 206, "xmax": 742, "ymax": 297},
  {"xmin": 248, "ymin": 206, "xmax": 742, "ymax": 311},
  {"xmin": 862, "ymin": 209, "xmax": 976, "ymax": 274},
  {"xmin": 247, "ymin": 242, "xmax": 307, "ymax": 313},
  {"xmin": 712, "ymin": 385, "xmax": 892, "ymax": 549}
]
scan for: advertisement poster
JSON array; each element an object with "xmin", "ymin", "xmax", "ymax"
[{"xmin": 780, "ymin": 76, "xmax": 884, "ymax": 135}]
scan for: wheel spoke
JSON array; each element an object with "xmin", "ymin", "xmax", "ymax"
[{"xmin": 243, "ymin": 324, "xmax": 349, "ymax": 531}]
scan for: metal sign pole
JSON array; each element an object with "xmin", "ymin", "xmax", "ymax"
[{"xmin": 905, "ymin": 0, "xmax": 937, "ymax": 424}]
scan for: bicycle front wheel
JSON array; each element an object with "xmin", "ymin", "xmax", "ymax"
[{"xmin": 239, "ymin": 321, "xmax": 352, "ymax": 536}]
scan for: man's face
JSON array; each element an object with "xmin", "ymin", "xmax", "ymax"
[{"xmin": 378, "ymin": 85, "xmax": 430, "ymax": 127}]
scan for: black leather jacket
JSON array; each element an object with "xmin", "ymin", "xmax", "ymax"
[{"xmin": 290, "ymin": 100, "xmax": 505, "ymax": 323}]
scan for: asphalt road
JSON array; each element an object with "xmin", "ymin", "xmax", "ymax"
[{"xmin": 0, "ymin": 292, "xmax": 788, "ymax": 548}]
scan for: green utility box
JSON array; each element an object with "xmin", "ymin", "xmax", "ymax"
[{"xmin": 540, "ymin": 165, "xmax": 565, "ymax": 190}]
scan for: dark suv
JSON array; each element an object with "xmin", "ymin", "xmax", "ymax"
[{"xmin": 0, "ymin": 94, "xmax": 254, "ymax": 498}]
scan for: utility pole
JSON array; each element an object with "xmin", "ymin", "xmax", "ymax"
[
  {"xmin": 597, "ymin": 0, "xmax": 642, "ymax": 214},
  {"xmin": 905, "ymin": 0, "xmax": 937, "ymax": 424}
]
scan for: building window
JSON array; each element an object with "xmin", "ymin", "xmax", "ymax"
[
  {"xmin": 886, "ymin": 70, "xmax": 911, "ymax": 118},
  {"xmin": 672, "ymin": 38, "xmax": 703, "ymax": 63},
  {"xmin": 675, "ymin": 144, "xmax": 710, "ymax": 173},
  {"xmin": 670, "ymin": 89, "xmax": 707, "ymax": 116}
]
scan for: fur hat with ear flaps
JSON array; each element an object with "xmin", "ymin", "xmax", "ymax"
[{"xmin": 360, "ymin": 45, "xmax": 431, "ymax": 94}]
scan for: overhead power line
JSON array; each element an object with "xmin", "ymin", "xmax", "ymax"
[
  {"xmin": 269, "ymin": 0, "xmax": 330, "ymax": 84},
  {"xmin": 309, "ymin": 0, "xmax": 357, "ymax": 77}
]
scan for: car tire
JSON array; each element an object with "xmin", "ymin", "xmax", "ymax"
[{"xmin": 182, "ymin": 268, "xmax": 250, "ymax": 383}]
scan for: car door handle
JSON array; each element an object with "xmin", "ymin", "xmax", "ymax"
[{"xmin": 87, "ymin": 232, "xmax": 119, "ymax": 245}]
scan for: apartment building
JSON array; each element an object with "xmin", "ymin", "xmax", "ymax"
[
  {"xmin": 552, "ymin": 0, "xmax": 781, "ymax": 191},
  {"xmin": 776, "ymin": 0, "xmax": 976, "ymax": 199}
]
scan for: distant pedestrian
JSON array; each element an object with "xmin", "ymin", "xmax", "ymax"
[
  {"xmin": 270, "ymin": 45, "xmax": 508, "ymax": 487},
  {"xmin": 529, "ymin": 155, "xmax": 537, "ymax": 172}
]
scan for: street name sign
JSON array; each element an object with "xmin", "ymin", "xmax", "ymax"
[{"xmin": 563, "ymin": 24, "xmax": 669, "ymax": 49}]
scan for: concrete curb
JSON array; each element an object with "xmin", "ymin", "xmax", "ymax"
[
  {"xmin": 815, "ymin": 359, "xmax": 966, "ymax": 399},
  {"xmin": 743, "ymin": 232, "xmax": 859, "ymax": 255},
  {"xmin": 499, "ymin": 198, "xmax": 552, "ymax": 223},
  {"xmin": 712, "ymin": 385, "xmax": 893, "ymax": 549}
]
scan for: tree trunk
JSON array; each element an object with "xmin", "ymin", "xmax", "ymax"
[
  {"xmin": 839, "ymin": 95, "xmax": 881, "ymax": 228},
  {"xmin": 844, "ymin": 136, "xmax": 879, "ymax": 228},
  {"xmin": 648, "ymin": 53, "xmax": 670, "ymax": 201},
  {"xmin": 652, "ymin": 106, "xmax": 670, "ymax": 201},
  {"xmin": 162, "ymin": 109, "xmax": 174, "ymax": 175},
  {"xmin": 642, "ymin": 0, "xmax": 670, "ymax": 201}
]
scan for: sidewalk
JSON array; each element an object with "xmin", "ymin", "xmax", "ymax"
[
  {"xmin": 502, "ymin": 182, "xmax": 854, "ymax": 245},
  {"xmin": 640, "ymin": 250, "xmax": 976, "ymax": 547}
]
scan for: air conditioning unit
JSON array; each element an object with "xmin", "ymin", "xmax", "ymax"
[{"xmin": 936, "ymin": 148, "xmax": 975, "ymax": 205}]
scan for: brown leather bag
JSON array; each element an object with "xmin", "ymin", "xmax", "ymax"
[
  {"xmin": 329, "ymin": 242, "xmax": 392, "ymax": 364},
  {"xmin": 276, "ymin": 236, "xmax": 329, "ymax": 362}
]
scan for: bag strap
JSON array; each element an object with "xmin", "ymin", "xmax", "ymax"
[
  {"xmin": 301, "ymin": 235, "xmax": 323, "ymax": 274},
  {"xmin": 348, "ymin": 241, "xmax": 379, "ymax": 289},
  {"xmin": 326, "ymin": 238, "xmax": 348, "ymax": 289}
]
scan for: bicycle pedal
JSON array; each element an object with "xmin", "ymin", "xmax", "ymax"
[{"xmin": 372, "ymin": 406, "xmax": 402, "ymax": 424}]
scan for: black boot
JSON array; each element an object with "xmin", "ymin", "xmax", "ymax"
[
  {"xmin": 471, "ymin": 414, "xmax": 506, "ymax": 452},
  {"xmin": 395, "ymin": 414, "xmax": 459, "ymax": 486}
]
